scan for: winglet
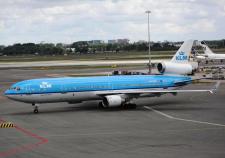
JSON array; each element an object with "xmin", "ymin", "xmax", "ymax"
[{"xmin": 209, "ymin": 81, "xmax": 220, "ymax": 94}]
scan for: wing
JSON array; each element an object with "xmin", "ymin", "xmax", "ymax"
[{"xmin": 96, "ymin": 82, "xmax": 220, "ymax": 96}]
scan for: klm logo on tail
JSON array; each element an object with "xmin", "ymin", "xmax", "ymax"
[
  {"xmin": 176, "ymin": 51, "xmax": 188, "ymax": 61},
  {"xmin": 171, "ymin": 40, "xmax": 193, "ymax": 63}
]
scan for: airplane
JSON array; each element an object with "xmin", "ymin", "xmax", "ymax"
[
  {"xmin": 157, "ymin": 40, "xmax": 198, "ymax": 75},
  {"xmin": 4, "ymin": 40, "xmax": 219, "ymax": 114},
  {"xmin": 196, "ymin": 41, "xmax": 225, "ymax": 60},
  {"xmin": 4, "ymin": 75, "xmax": 219, "ymax": 113}
]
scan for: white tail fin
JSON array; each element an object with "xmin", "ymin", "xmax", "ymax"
[
  {"xmin": 171, "ymin": 40, "xmax": 194, "ymax": 63},
  {"xmin": 200, "ymin": 41, "xmax": 214, "ymax": 55}
]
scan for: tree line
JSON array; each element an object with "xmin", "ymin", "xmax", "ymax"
[
  {"xmin": 0, "ymin": 39, "xmax": 225, "ymax": 56},
  {"xmin": 0, "ymin": 43, "xmax": 64, "ymax": 56}
]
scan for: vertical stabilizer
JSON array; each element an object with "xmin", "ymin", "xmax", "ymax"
[
  {"xmin": 200, "ymin": 41, "xmax": 214, "ymax": 55},
  {"xmin": 171, "ymin": 40, "xmax": 194, "ymax": 63}
]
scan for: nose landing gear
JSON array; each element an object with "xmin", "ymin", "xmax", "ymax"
[{"xmin": 32, "ymin": 103, "xmax": 39, "ymax": 114}]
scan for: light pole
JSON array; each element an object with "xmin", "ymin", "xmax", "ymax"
[{"xmin": 145, "ymin": 10, "xmax": 151, "ymax": 74}]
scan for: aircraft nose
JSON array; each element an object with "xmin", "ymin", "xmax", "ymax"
[
  {"xmin": 4, "ymin": 89, "xmax": 14, "ymax": 99},
  {"xmin": 4, "ymin": 89, "xmax": 10, "ymax": 96},
  {"xmin": 4, "ymin": 89, "xmax": 23, "ymax": 102}
]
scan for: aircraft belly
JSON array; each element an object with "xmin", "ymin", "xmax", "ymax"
[{"xmin": 9, "ymin": 91, "xmax": 101, "ymax": 103}]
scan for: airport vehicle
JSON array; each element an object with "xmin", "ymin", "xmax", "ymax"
[
  {"xmin": 157, "ymin": 40, "xmax": 198, "ymax": 75},
  {"xmin": 196, "ymin": 41, "xmax": 225, "ymax": 60},
  {"xmin": 4, "ymin": 75, "xmax": 219, "ymax": 113}
]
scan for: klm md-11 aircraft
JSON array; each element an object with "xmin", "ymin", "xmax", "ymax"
[{"xmin": 4, "ymin": 41, "xmax": 218, "ymax": 113}]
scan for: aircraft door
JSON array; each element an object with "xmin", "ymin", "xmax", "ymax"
[{"xmin": 25, "ymin": 84, "xmax": 31, "ymax": 94}]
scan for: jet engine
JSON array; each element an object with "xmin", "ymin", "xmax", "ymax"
[
  {"xmin": 102, "ymin": 95, "xmax": 125, "ymax": 107},
  {"xmin": 157, "ymin": 62, "xmax": 194, "ymax": 75}
]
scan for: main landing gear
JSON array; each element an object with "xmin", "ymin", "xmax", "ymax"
[
  {"xmin": 32, "ymin": 103, "xmax": 39, "ymax": 114},
  {"xmin": 98, "ymin": 102, "xmax": 105, "ymax": 109},
  {"xmin": 123, "ymin": 103, "xmax": 137, "ymax": 109},
  {"xmin": 98, "ymin": 101, "xmax": 137, "ymax": 109}
]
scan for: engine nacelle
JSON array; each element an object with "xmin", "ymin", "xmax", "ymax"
[
  {"xmin": 157, "ymin": 62, "xmax": 194, "ymax": 75},
  {"xmin": 102, "ymin": 95, "xmax": 125, "ymax": 107}
]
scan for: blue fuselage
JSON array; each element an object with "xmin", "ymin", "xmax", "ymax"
[{"xmin": 5, "ymin": 75, "xmax": 191, "ymax": 95}]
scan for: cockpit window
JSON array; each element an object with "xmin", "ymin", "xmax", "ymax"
[{"xmin": 9, "ymin": 87, "xmax": 21, "ymax": 91}]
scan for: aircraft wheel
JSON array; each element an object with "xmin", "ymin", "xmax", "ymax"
[
  {"xmin": 98, "ymin": 102, "xmax": 104, "ymax": 109},
  {"xmin": 129, "ymin": 103, "xmax": 137, "ymax": 109},
  {"xmin": 122, "ymin": 103, "xmax": 136, "ymax": 109},
  {"xmin": 33, "ymin": 104, "xmax": 39, "ymax": 114},
  {"xmin": 34, "ymin": 108, "xmax": 39, "ymax": 114}
]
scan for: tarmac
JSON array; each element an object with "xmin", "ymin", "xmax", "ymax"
[{"xmin": 0, "ymin": 67, "xmax": 225, "ymax": 158}]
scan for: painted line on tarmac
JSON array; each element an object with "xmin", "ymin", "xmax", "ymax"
[
  {"xmin": 0, "ymin": 118, "xmax": 48, "ymax": 157},
  {"xmin": 45, "ymin": 74, "xmax": 65, "ymax": 77},
  {"xmin": 144, "ymin": 106, "xmax": 225, "ymax": 127}
]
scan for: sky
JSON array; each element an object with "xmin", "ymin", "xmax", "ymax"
[{"xmin": 0, "ymin": 0, "xmax": 225, "ymax": 45}]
